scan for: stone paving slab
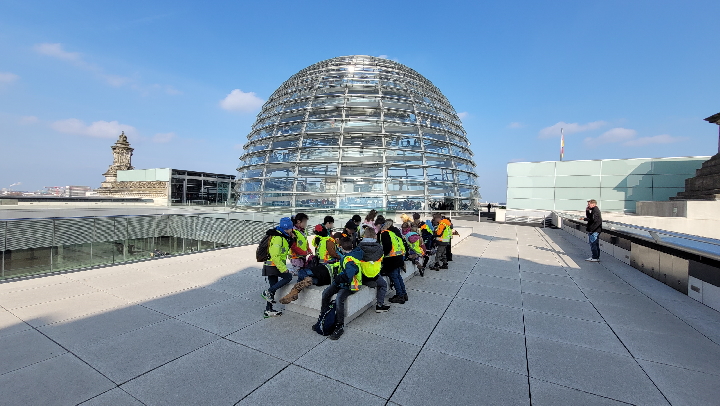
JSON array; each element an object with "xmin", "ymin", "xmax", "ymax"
[{"xmin": 1, "ymin": 220, "xmax": 720, "ymax": 405}]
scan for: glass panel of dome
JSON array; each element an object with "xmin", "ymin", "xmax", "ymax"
[
  {"xmin": 454, "ymin": 161, "xmax": 474, "ymax": 172},
  {"xmin": 241, "ymin": 181, "xmax": 262, "ymax": 192},
  {"xmin": 277, "ymin": 124, "xmax": 303, "ymax": 135},
  {"xmin": 238, "ymin": 194, "xmax": 260, "ymax": 205},
  {"xmin": 297, "ymin": 197, "xmax": 336, "ymax": 208},
  {"xmin": 247, "ymin": 153, "xmax": 267, "ymax": 165},
  {"xmin": 262, "ymin": 194, "xmax": 292, "ymax": 207},
  {"xmin": 299, "ymin": 148, "xmax": 339, "ymax": 161},
  {"xmin": 295, "ymin": 178, "xmax": 334, "ymax": 193},
  {"xmin": 346, "ymin": 96, "xmax": 379, "ymax": 106},
  {"xmin": 342, "ymin": 135, "xmax": 383, "ymax": 148},
  {"xmin": 265, "ymin": 167, "xmax": 296, "ymax": 177},
  {"xmin": 427, "ymin": 167, "xmax": 455, "ymax": 182},
  {"xmin": 456, "ymin": 171, "xmax": 475, "ymax": 184},
  {"xmin": 312, "ymin": 97, "xmax": 344, "ymax": 107},
  {"xmin": 270, "ymin": 139, "xmax": 299, "ymax": 149},
  {"xmin": 248, "ymin": 141, "xmax": 270, "ymax": 153},
  {"xmin": 422, "ymin": 132, "xmax": 447, "ymax": 141},
  {"xmin": 387, "ymin": 197, "xmax": 423, "ymax": 210},
  {"xmin": 387, "ymin": 181, "xmax": 425, "ymax": 192},
  {"xmin": 241, "ymin": 168, "xmax": 264, "ymax": 178},
  {"xmin": 340, "ymin": 181, "xmax": 383, "ymax": 193},
  {"xmin": 342, "ymin": 149, "xmax": 383, "ymax": 162},
  {"xmin": 268, "ymin": 150, "xmax": 298, "ymax": 163},
  {"xmin": 339, "ymin": 196, "xmax": 384, "ymax": 209},
  {"xmin": 387, "ymin": 167, "xmax": 424, "ymax": 179},
  {"xmin": 428, "ymin": 182, "xmax": 454, "ymax": 193},
  {"xmin": 423, "ymin": 140, "xmax": 451, "ymax": 154},
  {"xmin": 302, "ymin": 136, "xmax": 339, "ymax": 147},
  {"xmin": 384, "ymin": 111, "xmax": 416, "ymax": 123},
  {"xmin": 345, "ymin": 108, "xmax": 380, "ymax": 120},
  {"xmin": 297, "ymin": 164, "xmax": 338, "ymax": 176},
  {"xmin": 339, "ymin": 165, "xmax": 382, "ymax": 178},
  {"xmin": 305, "ymin": 121, "xmax": 340, "ymax": 132},
  {"xmin": 264, "ymin": 178, "xmax": 294, "ymax": 191},
  {"xmin": 386, "ymin": 135, "xmax": 421, "ymax": 148},
  {"xmin": 308, "ymin": 110, "xmax": 342, "ymax": 120},
  {"xmin": 425, "ymin": 155, "xmax": 454, "ymax": 167}
]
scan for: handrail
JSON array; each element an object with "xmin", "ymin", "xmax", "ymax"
[{"xmin": 553, "ymin": 210, "xmax": 720, "ymax": 260}]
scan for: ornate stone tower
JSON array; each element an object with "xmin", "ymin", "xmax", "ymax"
[{"xmin": 101, "ymin": 132, "xmax": 134, "ymax": 188}]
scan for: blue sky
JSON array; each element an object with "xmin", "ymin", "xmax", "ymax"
[{"xmin": 1, "ymin": 0, "xmax": 718, "ymax": 202}]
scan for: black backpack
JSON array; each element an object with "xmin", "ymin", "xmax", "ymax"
[
  {"xmin": 255, "ymin": 231, "xmax": 274, "ymax": 262},
  {"xmin": 312, "ymin": 300, "xmax": 337, "ymax": 336}
]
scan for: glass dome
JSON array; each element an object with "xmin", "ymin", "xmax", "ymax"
[{"xmin": 235, "ymin": 55, "xmax": 480, "ymax": 211}]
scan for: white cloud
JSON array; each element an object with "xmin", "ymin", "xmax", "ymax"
[
  {"xmin": 220, "ymin": 89, "xmax": 265, "ymax": 113},
  {"xmin": 33, "ymin": 43, "xmax": 179, "ymax": 95},
  {"xmin": 0, "ymin": 72, "xmax": 19, "ymax": 84},
  {"xmin": 539, "ymin": 120, "xmax": 607, "ymax": 138},
  {"xmin": 51, "ymin": 118, "xmax": 137, "ymax": 139},
  {"xmin": 19, "ymin": 116, "xmax": 39, "ymax": 125},
  {"xmin": 152, "ymin": 132, "xmax": 175, "ymax": 143},
  {"xmin": 378, "ymin": 55, "xmax": 388, "ymax": 59},
  {"xmin": 624, "ymin": 134, "xmax": 686, "ymax": 147},
  {"xmin": 584, "ymin": 127, "xmax": 637, "ymax": 146},
  {"xmin": 457, "ymin": 112, "xmax": 469, "ymax": 120},
  {"xmin": 33, "ymin": 43, "xmax": 82, "ymax": 62},
  {"xmin": 508, "ymin": 122, "xmax": 524, "ymax": 129}
]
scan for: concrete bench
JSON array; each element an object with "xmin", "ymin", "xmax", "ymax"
[
  {"xmin": 275, "ymin": 229, "xmax": 470, "ymax": 322},
  {"xmin": 276, "ymin": 263, "xmax": 418, "ymax": 323}
]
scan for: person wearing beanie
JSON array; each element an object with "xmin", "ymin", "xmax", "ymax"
[{"xmin": 261, "ymin": 217, "xmax": 295, "ymax": 317}]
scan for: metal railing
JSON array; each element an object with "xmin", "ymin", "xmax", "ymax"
[{"xmin": 554, "ymin": 211, "xmax": 720, "ymax": 261}]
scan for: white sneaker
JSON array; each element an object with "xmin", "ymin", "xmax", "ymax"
[
  {"xmin": 585, "ymin": 257, "xmax": 594, "ymax": 261},
  {"xmin": 588, "ymin": 258, "xmax": 600, "ymax": 262}
]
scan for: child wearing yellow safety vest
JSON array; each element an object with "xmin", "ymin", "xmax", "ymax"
[
  {"xmin": 357, "ymin": 227, "xmax": 390, "ymax": 313},
  {"xmin": 430, "ymin": 214, "xmax": 453, "ymax": 271},
  {"xmin": 261, "ymin": 217, "xmax": 295, "ymax": 318},
  {"xmin": 317, "ymin": 236, "xmax": 363, "ymax": 340}
]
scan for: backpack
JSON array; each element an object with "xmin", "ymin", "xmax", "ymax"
[
  {"xmin": 305, "ymin": 254, "xmax": 319, "ymax": 269},
  {"xmin": 312, "ymin": 299, "xmax": 336, "ymax": 336},
  {"xmin": 255, "ymin": 231, "xmax": 274, "ymax": 262}
]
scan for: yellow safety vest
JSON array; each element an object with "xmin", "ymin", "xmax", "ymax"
[
  {"xmin": 383, "ymin": 230, "xmax": 406, "ymax": 257},
  {"xmin": 342, "ymin": 256, "xmax": 361, "ymax": 291},
  {"xmin": 437, "ymin": 221, "xmax": 452, "ymax": 243},
  {"xmin": 359, "ymin": 256, "xmax": 383, "ymax": 278},
  {"xmin": 265, "ymin": 235, "xmax": 290, "ymax": 268},
  {"xmin": 290, "ymin": 228, "xmax": 308, "ymax": 259},
  {"xmin": 316, "ymin": 236, "xmax": 335, "ymax": 263}
]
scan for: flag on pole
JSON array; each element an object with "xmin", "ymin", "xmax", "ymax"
[{"xmin": 560, "ymin": 128, "xmax": 565, "ymax": 161}]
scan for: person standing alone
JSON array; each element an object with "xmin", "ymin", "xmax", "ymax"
[{"xmin": 580, "ymin": 199, "xmax": 602, "ymax": 262}]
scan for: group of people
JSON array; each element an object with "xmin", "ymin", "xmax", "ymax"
[{"xmin": 259, "ymin": 209, "xmax": 459, "ymax": 340}]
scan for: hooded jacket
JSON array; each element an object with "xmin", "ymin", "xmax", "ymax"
[{"xmin": 262, "ymin": 229, "xmax": 294, "ymax": 276}]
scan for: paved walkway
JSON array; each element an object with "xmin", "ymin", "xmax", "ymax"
[{"xmin": 1, "ymin": 221, "xmax": 719, "ymax": 405}]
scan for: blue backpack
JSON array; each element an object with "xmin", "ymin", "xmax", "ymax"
[{"xmin": 312, "ymin": 300, "xmax": 336, "ymax": 336}]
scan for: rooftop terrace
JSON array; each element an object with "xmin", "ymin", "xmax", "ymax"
[{"xmin": 1, "ymin": 221, "xmax": 719, "ymax": 405}]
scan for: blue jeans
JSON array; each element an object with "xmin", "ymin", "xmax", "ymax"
[
  {"xmin": 588, "ymin": 232, "xmax": 600, "ymax": 260},
  {"xmin": 388, "ymin": 268, "xmax": 407, "ymax": 296},
  {"xmin": 298, "ymin": 267, "xmax": 317, "ymax": 284},
  {"xmin": 267, "ymin": 272, "xmax": 292, "ymax": 310},
  {"xmin": 320, "ymin": 283, "xmax": 353, "ymax": 326}
]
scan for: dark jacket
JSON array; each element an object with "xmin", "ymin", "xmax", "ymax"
[
  {"xmin": 378, "ymin": 226, "xmax": 405, "ymax": 272},
  {"xmin": 585, "ymin": 206, "xmax": 602, "ymax": 233}
]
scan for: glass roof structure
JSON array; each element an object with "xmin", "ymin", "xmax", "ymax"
[{"xmin": 235, "ymin": 55, "xmax": 480, "ymax": 211}]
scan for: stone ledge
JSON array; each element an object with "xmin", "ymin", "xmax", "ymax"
[{"xmin": 277, "ymin": 264, "xmax": 418, "ymax": 323}]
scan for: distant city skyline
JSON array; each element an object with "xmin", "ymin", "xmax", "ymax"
[{"xmin": 1, "ymin": 1, "xmax": 718, "ymax": 201}]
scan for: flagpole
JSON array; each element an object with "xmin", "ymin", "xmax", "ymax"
[{"xmin": 560, "ymin": 128, "xmax": 564, "ymax": 161}]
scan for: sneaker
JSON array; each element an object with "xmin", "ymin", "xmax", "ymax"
[
  {"xmin": 403, "ymin": 294, "xmax": 409, "ymax": 301},
  {"xmin": 263, "ymin": 309, "xmax": 282, "ymax": 318},
  {"xmin": 418, "ymin": 267, "xmax": 425, "ymax": 277},
  {"xmin": 440, "ymin": 264, "xmax": 448, "ymax": 269},
  {"xmin": 261, "ymin": 290, "xmax": 275, "ymax": 303},
  {"xmin": 588, "ymin": 258, "xmax": 600, "ymax": 262},
  {"xmin": 328, "ymin": 325, "xmax": 344, "ymax": 340},
  {"xmin": 375, "ymin": 304, "xmax": 390, "ymax": 313},
  {"xmin": 584, "ymin": 258, "xmax": 594, "ymax": 262},
  {"xmin": 389, "ymin": 295, "xmax": 406, "ymax": 304}
]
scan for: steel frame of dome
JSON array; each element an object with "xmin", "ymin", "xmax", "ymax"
[{"xmin": 235, "ymin": 55, "xmax": 480, "ymax": 211}]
